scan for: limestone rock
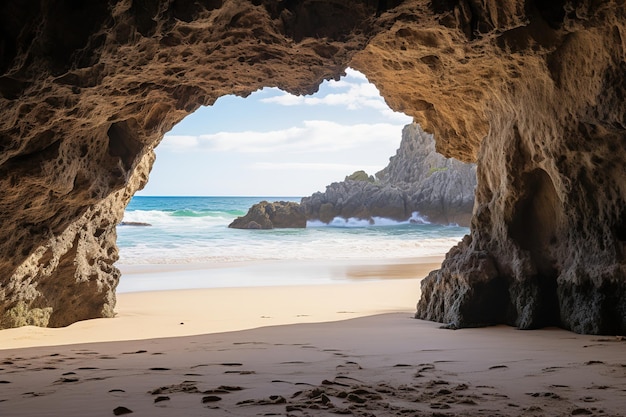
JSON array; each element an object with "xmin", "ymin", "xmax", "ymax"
[
  {"xmin": 229, "ymin": 201, "xmax": 306, "ymax": 230},
  {"xmin": 0, "ymin": 0, "xmax": 625, "ymax": 334},
  {"xmin": 302, "ymin": 123, "xmax": 477, "ymax": 226}
]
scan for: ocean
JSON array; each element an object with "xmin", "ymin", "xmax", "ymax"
[
  {"xmin": 116, "ymin": 196, "xmax": 468, "ymax": 291},
  {"xmin": 118, "ymin": 196, "xmax": 468, "ymax": 265}
]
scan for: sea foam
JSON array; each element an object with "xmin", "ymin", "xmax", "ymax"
[{"xmin": 117, "ymin": 197, "xmax": 468, "ymax": 265}]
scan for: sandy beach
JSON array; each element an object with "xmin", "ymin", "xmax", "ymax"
[{"xmin": 1, "ymin": 258, "xmax": 625, "ymax": 416}]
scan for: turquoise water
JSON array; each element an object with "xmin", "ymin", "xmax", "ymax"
[{"xmin": 117, "ymin": 196, "xmax": 468, "ymax": 265}]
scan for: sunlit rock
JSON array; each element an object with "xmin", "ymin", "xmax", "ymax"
[
  {"xmin": 302, "ymin": 123, "xmax": 477, "ymax": 226},
  {"xmin": 228, "ymin": 201, "xmax": 306, "ymax": 229}
]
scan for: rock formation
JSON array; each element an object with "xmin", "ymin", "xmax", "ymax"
[
  {"xmin": 229, "ymin": 201, "xmax": 306, "ymax": 229},
  {"xmin": 302, "ymin": 123, "xmax": 476, "ymax": 226},
  {"xmin": 0, "ymin": 1, "xmax": 625, "ymax": 334}
]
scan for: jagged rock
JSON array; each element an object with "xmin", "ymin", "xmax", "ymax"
[
  {"xmin": 345, "ymin": 170, "xmax": 375, "ymax": 182},
  {"xmin": 229, "ymin": 201, "xmax": 306, "ymax": 230},
  {"xmin": 302, "ymin": 124, "xmax": 476, "ymax": 226},
  {"xmin": 0, "ymin": 1, "xmax": 625, "ymax": 333}
]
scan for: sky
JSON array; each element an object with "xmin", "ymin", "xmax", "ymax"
[{"xmin": 138, "ymin": 68, "xmax": 413, "ymax": 197}]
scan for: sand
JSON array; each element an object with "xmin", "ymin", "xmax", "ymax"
[{"xmin": 1, "ymin": 258, "xmax": 625, "ymax": 416}]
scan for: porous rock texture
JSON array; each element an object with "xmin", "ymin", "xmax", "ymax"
[
  {"xmin": 302, "ymin": 123, "xmax": 477, "ymax": 226},
  {"xmin": 0, "ymin": 1, "xmax": 625, "ymax": 334}
]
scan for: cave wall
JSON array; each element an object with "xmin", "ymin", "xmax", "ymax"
[
  {"xmin": 411, "ymin": 1, "xmax": 626, "ymax": 335},
  {"xmin": 0, "ymin": 0, "xmax": 389, "ymax": 327},
  {"xmin": 0, "ymin": 0, "xmax": 625, "ymax": 334}
]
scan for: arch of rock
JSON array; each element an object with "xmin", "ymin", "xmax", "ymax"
[{"xmin": 1, "ymin": 0, "xmax": 625, "ymax": 334}]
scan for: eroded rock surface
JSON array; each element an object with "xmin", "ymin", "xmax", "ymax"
[
  {"xmin": 302, "ymin": 123, "xmax": 477, "ymax": 226},
  {"xmin": 409, "ymin": 1, "xmax": 626, "ymax": 335},
  {"xmin": 229, "ymin": 201, "xmax": 306, "ymax": 229},
  {"xmin": 0, "ymin": 0, "xmax": 625, "ymax": 333}
]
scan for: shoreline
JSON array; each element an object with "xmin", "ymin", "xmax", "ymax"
[
  {"xmin": 116, "ymin": 256, "xmax": 443, "ymax": 293},
  {"xmin": 0, "ymin": 257, "xmax": 442, "ymax": 350}
]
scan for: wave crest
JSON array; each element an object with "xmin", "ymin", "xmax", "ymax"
[{"xmin": 306, "ymin": 212, "xmax": 431, "ymax": 228}]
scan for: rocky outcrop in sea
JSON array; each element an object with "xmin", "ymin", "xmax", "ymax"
[
  {"xmin": 228, "ymin": 201, "xmax": 306, "ymax": 230},
  {"xmin": 301, "ymin": 123, "xmax": 477, "ymax": 227}
]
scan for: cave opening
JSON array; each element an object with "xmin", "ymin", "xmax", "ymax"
[
  {"xmin": 115, "ymin": 68, "xmax": 475, "ymax": 292},
  {"xmin": 138, "ymin": 68, "xmax": 411, "ymax": 197}
]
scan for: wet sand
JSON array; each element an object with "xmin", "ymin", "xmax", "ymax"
[{"xmin": 0, "ymin": 258, "xmax": 625, "ymax": 416}]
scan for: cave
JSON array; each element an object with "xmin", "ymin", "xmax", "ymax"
[{"xmin": 0, "ymin": 0, "xmax": 625, "ymax": 334}]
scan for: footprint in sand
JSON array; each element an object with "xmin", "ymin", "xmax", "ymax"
[
  {"xmin": 571, "ymin": 408, "xmax": 594, "ymax": 415},
  {"xmin": 150, "ymin": 381, "xmax": 201, "ymax": 395},
  {"xmin": 542, "ymin": 366, "xmax": 563, "ymax": 372},
  {"xmin": 122, "ymin": 350, "xmax": 147, "ymax": 355},
  {"xmin": 75, "ymin": 351, "xmax": 99, "ymax": 356},
  {"xmin": 237, "ymin": 395, "xmax": 286, "ymax": 406},
  {"xmin": 322, "ymin": 379, "xmax": 350, "ymax": 387},
  {"xmin": 21, "ymin": 392, "xmax": 48, "ymax": 398},
  {"xmin": 336, "ymin": 361, "xmax": 362, "ymax": 372},
  {"xmin": 526, "ymin": 391, "xmax": 562, "ymax": 399},
  {"xmin": 54, "ymin": 377, "xmax": 79, "ymax": 384},
  {"xmin": 112, "ymin": 406, "xmax": 133, "ymax": 415},
  {"xmin": 417, "ymin": 363, "xmax": 435, "ymax": 372},
  {"xmin": 204, "ymin": 385, "xmax": 244, "ymax": 394},
  {"xmin": 580, "ymin": 396, "xmax": 597, "ymax": 403},
  {"xmin": 202, "ymin": 395, "xmax": 222, "ymax": 403}
]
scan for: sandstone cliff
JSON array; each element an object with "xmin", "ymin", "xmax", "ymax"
[
  {"xmin": 302, "ymin": 123, "xmax": 476, "ymax": 226},
  {"xmin": 1, "ymin": 1, "xmax": 625, "ymax": 334}
]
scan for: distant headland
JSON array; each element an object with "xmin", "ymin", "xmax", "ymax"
[{"xmin": 229, "ymin": 123, "xmax": 477, "ymax": 230}]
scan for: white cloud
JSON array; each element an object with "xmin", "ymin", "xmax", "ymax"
[
  {"xmin": 260, "ymin": 68, "xmax": 410, "ymax": 122},
  {"xmin": 160, "ymin": 135, "xmax": 199, "ymax": 149},
  {"xmin": 251, "ymin": 162, "xmax": 383, "ymax": 173},
  {"xmin": 162, "ymin": 120, "xmax": 402, "ymax": 154}
]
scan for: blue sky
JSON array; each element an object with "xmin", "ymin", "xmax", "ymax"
[{"xmin": 138, "ymin": 69, "xmax": 412, "ymax": 196}]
